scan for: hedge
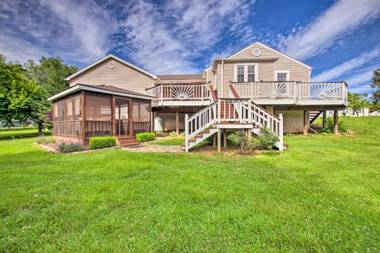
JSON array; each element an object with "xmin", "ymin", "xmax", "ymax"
[
  {"xmin": 136, "ymin": 132, "xmax": 156, "ymax": 142},
  {"xmin": 58, "ymin": 142, "xmax": 84, "ymax": 153},
  {"xmin": 89, "ymin": 136, "xmax": 116, "ymax": 150}
]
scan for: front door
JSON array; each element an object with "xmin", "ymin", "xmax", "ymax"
[{"xmin": 115, "ymin": 98, "xmax": 131, "ymax": 136}]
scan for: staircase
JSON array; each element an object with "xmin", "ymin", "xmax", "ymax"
[
  {"xmin": 117, "ymin": 136, "xmax": 139, "ymax": 147},
  {"xmin": 184, "ymin": 99, "xmax": 283, "ymax": 152},
  {"xmin": 309, "ymin": 111, "xmax": 322, "ymax": 125}
]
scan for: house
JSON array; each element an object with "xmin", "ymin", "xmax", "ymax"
[
  {"xmin": 48, "ymin": 42, "xmax": 347, "ymax": 151},
  {"xmin": 326, "ymin": 108, "xmax": 369, "ymax": 117}
]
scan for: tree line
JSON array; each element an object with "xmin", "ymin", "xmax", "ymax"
[{"xmin": 0, "ymin": 55, "xmax": 77, "ymax": 131}]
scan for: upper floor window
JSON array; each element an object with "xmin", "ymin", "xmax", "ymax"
[
  {"xmin": 275, "ymin": 71, "xmax": 289, "ymax": 81},
  {"xmin": 234, "ymin": 63, "xmax": 258, "ymax": 82}
]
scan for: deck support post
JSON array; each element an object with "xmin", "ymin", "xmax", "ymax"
[
  {"xmin": 303, "ymin": 110, "xmax": 308, "ymax": 136},
  {"xmin": 322, "ymin": 110, "xmax": 327, "ymax": 128},
  {"xmin": 111, "ymin": 95, "xmax": 116, "ymax": 136},
  {"xmin": 213, "ymin": 134, "xmax": 216, "ymax": 147},
  {"xmin": 175, "ymin": 111, "xmax": 179, "ymax": 135},
  {"xmin": 223, "ymin": 130, "xmax": 227, "ymax": 148},
  {"xmin": 333, "ymin": 109, "xmax": 339, "ymax": 135},
  {"xmin": 80, "ymin": 91, "xmax": 86, "ymax": 141},
  {"xmin": 217, "ymin": 128, "xmax": 222, "ymax": 153}
]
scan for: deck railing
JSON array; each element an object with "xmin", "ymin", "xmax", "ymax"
[
  {"xmin": 146, "ymin": 83, "xmax": 212, "ymax": 101},
  {"xmin": 230, "ymin": 81, "xmax": 347, "ymax": 104},
  {"xmin": 184, "ymin": 98, "xmax": 283, "ymax": 151}
]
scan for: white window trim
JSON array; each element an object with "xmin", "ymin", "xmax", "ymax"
[
  {"xmin": 234, "ymin": 63, "xmax": 259, "ymax": 82},
  {"xmin": 274, "ymin": 70, "xmax": 290, "ymax": 81}
]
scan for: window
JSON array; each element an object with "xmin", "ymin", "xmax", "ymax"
[
  {"xmin": 237, "ymin": 65, "xmax": 244, "ymax": 82},
  {"xmin": 234, "ymin": 64, "xmax": 258, "ymax": 82},
  {"xmin": 276, "ymin": 72, "xmax": 289, "ymax": 81},
  {"xmin": 247, "ymin": 65, "xmax": 255, "ymax": 82}
]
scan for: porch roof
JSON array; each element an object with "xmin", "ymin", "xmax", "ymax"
[{"xmin": 48, "ymin": 84, "xmax": 154, "ymax": 102}]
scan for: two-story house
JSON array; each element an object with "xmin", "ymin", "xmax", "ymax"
[{"xmin": 48, "ymin": 42, "xmax": 347, "ymax": 151}]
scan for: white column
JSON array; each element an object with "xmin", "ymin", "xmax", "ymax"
[
  {"xmin": 185, "ymin": 114, "xmax": 189, "ymax": 152},
  {"xmin": 279, "ymin": 113, "xmax": 284, "ymax": 151}
]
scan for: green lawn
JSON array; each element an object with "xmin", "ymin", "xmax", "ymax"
[
  {"xmin": 0, "ymin": 127, "xmax": 50, "ymax": 140},
  {"xmin": 0, "ymin": 117, "xmax": 379, "ymax": 252},
  {"xmin": 153, "ymin": 135, "xmax": 185, "ymax": 145}
]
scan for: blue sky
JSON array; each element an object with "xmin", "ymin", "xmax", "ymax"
[{"xmin": 0, "ymin": 0, "xmax": 379, "ymax": 94}]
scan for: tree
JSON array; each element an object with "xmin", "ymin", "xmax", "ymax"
[
  {"xmin": 347, "ymin": 92, "xmax": 369, "ymax": 116},
  {"xmin": 25, "ymin": 57, "xmax": 78, "ymax": 97},
  {"xmin": 0, "ymin": 61, "xmax": 49, "ymax": 131},
  {"xmin": 370, "ymin": 69, "xmax": 380, "ymax": 110}
]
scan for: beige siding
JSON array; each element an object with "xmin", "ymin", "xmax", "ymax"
[
  {"xmin": 70, "ymin": 59, "xmax": 154, "ymax": 94},
  {"xmin": 275, "ymin": 110, "xmax": 308, "ymax": 133},
  {"xmin": 217, "ymin": 43, "xmax": 311, "ymax": 97},
  {"xmin": 204, "ymin": 67, "xmax": 216, "ymax": 88}
]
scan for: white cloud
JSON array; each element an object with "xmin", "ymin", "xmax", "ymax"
[
  {"xmin": 0, "ymin": 0, "xmax": 116, "ymax": 64},
  {"xmin": 279, "ymin": 0, "xmax": 380, "ymax": 60},
  {"xmin": 41, "ymin": 0, "xmax": 116, "ymax": 62},
  {"xmin": 313, "ymin": 47, "xmax": 380, "ymax": 81},
  {"xmin": 0, "ymin": 33, "xmax": 46, "ymax": 63},
  {"xmin": 119, "ymin": 0, "xmax": 254, "ymax": 74},
  {"xmin": 346, "ymin": 67, "xmax": 377, "ymax": 88}
]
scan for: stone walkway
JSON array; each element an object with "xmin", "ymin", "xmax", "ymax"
[{"xmin": 122, "ymin": 143, "xmax": 183, "ymax": 153}]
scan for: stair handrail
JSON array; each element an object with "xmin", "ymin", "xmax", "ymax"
[{"xmin": 185, "ymin": 102, "xmax": 218, "ymax": 152}]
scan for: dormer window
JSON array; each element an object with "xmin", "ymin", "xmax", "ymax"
[{"xmin": 234, "ymin": 63, "xmax": 258, "ymax": 82}]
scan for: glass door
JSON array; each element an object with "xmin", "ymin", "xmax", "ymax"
[{"xmin": 115, "ymin": 98, "xmax": 130, "ymax": 136}]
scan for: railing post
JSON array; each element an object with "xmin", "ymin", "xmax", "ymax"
[
  {"xmin": 278, "ymin": 113, "xmax": 284, "ymax": 151},
  {"xmin": 185, "ymin": 114, "xmax": 189, "ymax": 152},
  {"xmin": 248, "ymin": 100, "xmax": 252, "ymax": 123},
  {"xmin": 217, "ymin": 99, "xmax": 221, "ymax": 123}
]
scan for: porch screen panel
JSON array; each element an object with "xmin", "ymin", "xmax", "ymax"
[
  {"xmin": 85, "ymin": 93, "xmax": 112, "ymax": 137},
  {"xmin": 132, "ymin": 100, "xmax": 151, "ymax": 133},
  {"xmin": 52, "ymin": 94, "xmax": 81, "ymax": 137}
]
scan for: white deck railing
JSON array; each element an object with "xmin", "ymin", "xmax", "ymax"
[
  {"xmin": 146, "ymin": 83, "xmax": 212, "ymax": 101},
  {"xmin": 184, "ymin": 98, "xmax": 283, "ymax": 151},
  {"xmin": 230, "ymin": 81, "xmax": 347, "ymax": 104}
]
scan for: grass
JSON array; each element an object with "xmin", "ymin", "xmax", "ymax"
[
  {"xmin": 153, "ymin": 135, "xmax": 185, "ymax": 145},
  {"xmin": 0, "ymin": 128, "xmax": 50, "ymax": 140},
  {"xmin": 0, "ymin": 117, "xmax": 379, "ymax": 252}
]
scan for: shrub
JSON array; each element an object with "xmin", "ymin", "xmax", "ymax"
[
  {"xmin": 256, "ymin": 128, "xmax": 279, "ymax": 150},
  {"xmin": 89, "ymin": 136, "xmax": 116, "ymax": 150},
  {"xmin": 227, "ymin": 131, "xmax": 258, "ymax": 154},
  {"xmin": 326, "ymin": 118, "xmax": 347, "ymax": 133},
  {"xmin": 169, "ymin": 131, "xmax": 177, "ymax": 137},
  {"xmin": 35, "ymin": 136, "xmax": 55, "ymax": 144},
  {"xmin": 136, "ymin": 132, "xmax": 156, "ymax": 142},
  {"xmin": 58, "ymin": 142, "xmax": 84, "ymax": 153},
  {"xmin": 227, "ymin": 132, "xmax": 242, "ymax": 147}
]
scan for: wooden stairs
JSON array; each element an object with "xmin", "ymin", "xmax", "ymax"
[
  {"xmin": 117, "ymin": 136, "xmax": 140, "ymax": 147},
  {"xmin": 309, "ymin": 111, "xmax": 322, "ymax": 125}
]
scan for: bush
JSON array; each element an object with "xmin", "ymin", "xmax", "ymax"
[
  {"xmin": 169, "ymin": 131, "xmax": 177, "ymax": 137},
  {"xmin": 136, "ymin": 132, "xmax": 156, "ymax": 142},
  {"xmin": 35, "ymin": 136, "xmax": 55, "ymax": 144},
  {"xmin": 58, "ymin": 142, "xmax": 84, "ymax": 153},
  {"xmin": 227, "ymin": 131, "xmax": 258, "ymax": 154},
  {"xmin": 256, "ymin": 128, "xmax": 279, "ymax": 150},
  {"xmin": 89, "ymin": 136, "xmax": 116, "ymax": 150},
  {"xmin": 327, "ymin": 118, "xmax": 347, "ymax": 133}
]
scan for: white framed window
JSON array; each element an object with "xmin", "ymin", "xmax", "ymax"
[
  {"xmin": 275, "ymin": 70, "xmax": 290, "ymax": 81},
  {"xmin": 234, "ymin": 63, "xmax": 258, "ymax": 82}
]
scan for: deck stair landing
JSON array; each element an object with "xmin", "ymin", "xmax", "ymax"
[{"xmin": 185, "ymin": 99, "xmax": 283, "ymax": 152}]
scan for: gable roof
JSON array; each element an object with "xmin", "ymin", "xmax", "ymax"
[
  {"xmin": 227, "ymin": 41, "xmax": 312, "ymax": 70},
  {"xmin": 65, "ymin": 54, "xmax": 158, "ymax": 81}
]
